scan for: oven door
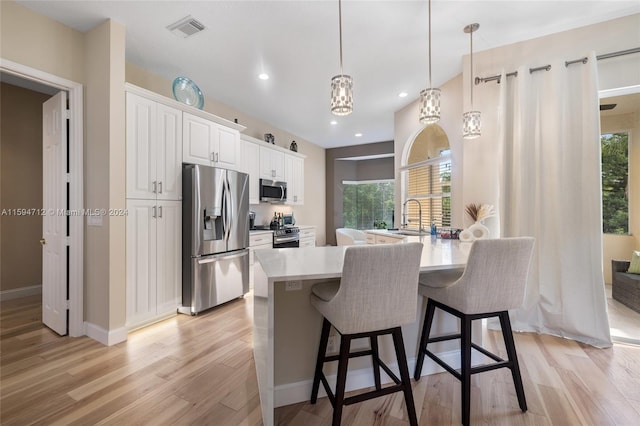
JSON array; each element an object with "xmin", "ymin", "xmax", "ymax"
[{"xmin": 273, "ymin": 235, "xmax": 300, "ymax": 248}]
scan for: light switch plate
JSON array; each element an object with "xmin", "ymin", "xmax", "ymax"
[{"xmin": 285, "ymin": 280, "xmax": 302, "ymax": 291}]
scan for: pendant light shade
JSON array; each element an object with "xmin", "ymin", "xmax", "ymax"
[
  {"xmin": 419, "ymin": 0, "xmax": 440, "ymax": 124},
  {"xmin": 331, "ymin": 74, "xmax": 353, "ymax": 116},
  {"xmin": 331, "ymin": 0, "xmax": 353, "ymax": 116},
  {"xmin": 463, "ymin": 23, "xmax": 480, "ymax": 139}
]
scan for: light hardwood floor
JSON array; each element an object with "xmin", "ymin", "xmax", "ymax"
[{"xmin": 1, "ymin": 293, "xmax": 639, "ymax": 425}]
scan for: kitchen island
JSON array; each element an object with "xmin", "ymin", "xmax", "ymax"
[{"xmin": 253, "ymin": 235, "xmax": 472, "ymax": 425}]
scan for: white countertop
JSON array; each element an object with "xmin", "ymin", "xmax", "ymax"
[{"xmin": 254, "ymin": 237, "xmax": 470, "ymax": 282}]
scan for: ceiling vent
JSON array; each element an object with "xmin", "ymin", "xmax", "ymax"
[
  {"xmin": 600, "ymin": 103, "xmax": 617, "ymax": 111},
  {"xmin": 167, "ymin": 16, "xmax": 205, "ymax": 38}
]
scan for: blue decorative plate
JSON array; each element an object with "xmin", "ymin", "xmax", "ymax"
[{"xmin": 172, "ymin": 76, "xmax": 204, "ymax": 109}]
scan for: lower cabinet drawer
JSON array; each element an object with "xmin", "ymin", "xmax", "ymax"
[{"xmin": 300, "ymin": 237, "xmax": 315, "ymax": 248}]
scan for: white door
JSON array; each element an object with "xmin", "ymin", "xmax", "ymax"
[
  {"xmin": 125, "ymin": 92, "xmax": 156, "ymax": 199},
  {"xmin": 42, "ymin": 91, "xmax": 68, "ymax": 335},
  {"xmin": 183, "ymin": 113, "xmax": 213, "ymax": 166},
  {"xmin": 215, "ymin": 125, "xmax": 240, "ymax": 170},
  {"xmin": 155, "ymin": 200, "xmax": 181, "ymax": 314},
  {"xmin": 156, "ymin": 104, "xmax": 182, "ymax": 200}
]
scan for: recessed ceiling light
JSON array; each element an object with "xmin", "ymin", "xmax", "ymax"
[
  {"xmin": 355, "ymin": 133, "xmax": 363, "ymax": 137},
  {"xmin": 330, "ymin": 120, "xmax": 338, "ymax": 125},
  {"xmin": 258, "ymin": 73, "xmax": 269, "ymax": 80},
  {"xmin": 399, "ymin": 92, "xmax": 408, "ymax": 98}
]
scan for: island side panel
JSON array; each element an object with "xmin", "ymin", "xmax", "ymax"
[{"xmin": 253, "ymin": 262, "xmax": 274, "ymax": 426}]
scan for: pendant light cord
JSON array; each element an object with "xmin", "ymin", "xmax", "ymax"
[
  {"xmin": 428, "ymin": 0, "xmax": 432, "ymax": 88},
  {"xmin": 339, "ymin": 0, "xmax": 344, "ymax": 76},
  {"xmin": 469, "ymin": 28, "xmax": 473, "ymax": 108}
]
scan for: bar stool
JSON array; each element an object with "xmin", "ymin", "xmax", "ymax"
[
  {"xmin": 310, "ymin": 243, "xmax": 423, "ymax": 426},
  {"xmin": 414, "ymin": 237, "xmax": 535, "ymax": 426}
]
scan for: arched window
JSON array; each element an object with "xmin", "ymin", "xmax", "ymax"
[{"xmin": 401, "ymin": 124, "xmax": 451, "ymax": 231}]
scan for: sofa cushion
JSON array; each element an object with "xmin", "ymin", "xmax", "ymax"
[{"xmin": 627, "ymin": 251, "xmax": 640, "ymax": 274}]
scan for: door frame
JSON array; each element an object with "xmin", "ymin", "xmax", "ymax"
[{"xmin": 1, "ymin": 58, "xmax": 84, "ymax": 337}]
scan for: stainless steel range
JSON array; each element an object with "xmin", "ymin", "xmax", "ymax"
[{"xmin": 272, "ymin": 227, "xmax": 300, "ymax": 248}]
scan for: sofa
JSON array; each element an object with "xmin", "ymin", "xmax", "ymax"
[{"xmin": 611, "ymin": 259, "xmax": 640, "ymax": 314}]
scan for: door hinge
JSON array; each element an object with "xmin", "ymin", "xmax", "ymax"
[
  {"xmin": 65, "ymin": 109, "xmax": 71, "ymax": 119},
  {"xmin": 65, "ymin": 173, "xmax": 71, "ymax": 183},
  {"xmin": 66, "ymin": 300, "xmax": 71, "ymax": 309},
  {"xmin": 65, "ymin": 236, "xmax": 71, "ymax": 246}
]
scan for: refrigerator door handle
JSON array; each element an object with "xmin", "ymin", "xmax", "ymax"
[
  {"xmin": 197, "ymin": 251, "xmax": 247, "ymax": 264},
  {"xmin": 225, "ymin": 178, "xmax": 233, "ymax": 242}
]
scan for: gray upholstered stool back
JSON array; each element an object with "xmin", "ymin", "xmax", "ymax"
[
  {"xmin": 312, "ymin": 242, "xmax": 423, "ymax": 334},
  {"xmin": 422, "ymin": 237, "xmax": 534, "ymax": 314}
]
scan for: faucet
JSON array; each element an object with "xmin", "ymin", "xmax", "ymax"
[{"xmin": 402, "ymin": 198, "xmax": 425, "ymax": 233}]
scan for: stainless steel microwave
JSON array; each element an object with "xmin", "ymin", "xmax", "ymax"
[{"xmin": 259, "ymin": 179, "xmax": 287, "ymax": 203}]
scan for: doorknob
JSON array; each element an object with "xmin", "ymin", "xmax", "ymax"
[{"xmin": 40, "ymin": 239, "xmax": 46, "ymax": 246}]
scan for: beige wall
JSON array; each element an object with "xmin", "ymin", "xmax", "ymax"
[
  {"xmin": 84, "ymin": 19, "xmax": 127, "ymax": 330},
  {"xmin": 601, "ymin": 110, "xmax": 640, "ymax": 282},
  {"xmin": 126, "ymin": 63, "xmax": 327, "ymax": 245},
  {"xmin": 1, "ymin": 1, "xmax": 128, "ymax": 335},
  {"xmin": 0, "ymin": 83, "xmax": 50, "ymax": 292},
  {"xmin": 325, "ymin": 141, "xmax": 394, "ymax": 245},
  {"xmin": 0, "ymin": 1, "xmax": 85, "ymax": 84},
  {"xmin": 394, "ymin": 74, "xmax": 464, "ymax": 228},
  {"xmin": 395, "ymin": 14, "xmax": 639, "ymax": 286}
]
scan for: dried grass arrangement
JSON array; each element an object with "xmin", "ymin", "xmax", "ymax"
[{"xmin": 465, "ymin": 203, "xmax": 495, "ymax": 223}]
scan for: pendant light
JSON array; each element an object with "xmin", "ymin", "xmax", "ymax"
[
  {"xmin": 330, "ymin": 0, "xmax": 353, "ymax": 116},
  {"xmin": 462, "ymin": 23, "xmax": 481, "ymax": 139},
  {"xmin": 419, "ymin": 0, "xmax": 440, "ymax": 124}
]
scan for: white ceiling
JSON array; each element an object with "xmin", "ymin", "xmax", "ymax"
[{"xmin": 17, "ymin": 1, "xmax": 640, "ymax": 149}]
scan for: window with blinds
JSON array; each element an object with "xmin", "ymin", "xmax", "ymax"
[{"xmin": 404, "ymin": 156, "xmax": 451, "ymax": 229}]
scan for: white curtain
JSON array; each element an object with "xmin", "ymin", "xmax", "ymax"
[{"xmin": 497, "ymin": 51, "xmax": 612, "ymax": 348}]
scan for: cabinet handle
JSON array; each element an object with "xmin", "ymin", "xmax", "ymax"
[
  {"xmin": 152, "ymin": 206, "xmax": 157, "ymax": 218},
  {"xmin": 158, "ymin": 206, "xmax": 163, "ymax": 218},
  {"xmin": 272, "ymin": 169, "xmax": 275, "ymax": 177},
  {"xmin": 214, "ymin": 152, "xmax": 219, "ymax": 163},
  {"xmin": 152, "ymin": 181, "xmax": 157, "ymax": 193},
  {"xmin": 210, "ymin": 152, "xmax": 215, "ymax": 161},
  {"xmin": 158, "ymin": 182, "xmax": 163, "ymax": 194}
]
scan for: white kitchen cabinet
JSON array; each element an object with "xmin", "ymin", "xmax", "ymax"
[
  {"xmin": 241, "ymin": 137, "xmax": 260, "ymax": 204},
  {"xmin": 126, "ymin": 92, "xmax": 182, "ymax": 200},
  {"xmin": 365, "ymin": 231, "xmax": 404, "ymax": 245},
  {"xmin": 249, "ymin": 231, "xmax": 273, "ymax": 289},
  {"xmin": 126, "ymin": 199, "xmax": 181, "ymax": 329},
  {"xmin": 183, "ymin": 112, "xmax": 241, "ymax": 170},
  {"xmin": 259, "ymin": 145, "xmax": 285, "ymax": 181},
  {"xmin": 299, "ymin": 227, "xmax": 316, "ymax": 247},
  {"xmin": 284, "ymin": 153, "xmax": 304, "ymax": 205}
]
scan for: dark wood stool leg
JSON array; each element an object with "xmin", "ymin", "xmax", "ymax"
[
  {"xmin": 370, "ymin": 335, "xmax": 382, "ymax": 390},
  {"xmin": 392, "ymin": 327, "xmax": 418, "ymax": 426},
  {"xmin": 333, "ymin": 334, "xmax": 352, "ymax": 426},
  {"xmin": 499, "ymin": 311, "xmax": 527, "ymax": 412},
  {"xmin": 311, "ymin": 318, "xmax": 332, "ymax": 403},
  {"xmin": 414, "ymin": 297, "xmax": 436, "ymax": 380},
  {"xmin": 460, "ymin": 314, "xmax": 472, "ymax": 426}
]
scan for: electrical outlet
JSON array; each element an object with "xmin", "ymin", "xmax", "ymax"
[
  {"xmin": 285, "ymin": 280, "xmax": 302, "ymax": 291},
  {"xmin": 327, "ymin": 335, "xmax": 338, "ymax": 353}
]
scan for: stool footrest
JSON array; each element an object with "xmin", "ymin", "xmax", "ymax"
[{"xmin": 344, "ymin": 384, "xmax": 406, "ymax": 406}]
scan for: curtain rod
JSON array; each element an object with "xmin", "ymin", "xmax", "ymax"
[{"xmin": 475, "ymin": 46, "xmax": 640, "ymax": 85}]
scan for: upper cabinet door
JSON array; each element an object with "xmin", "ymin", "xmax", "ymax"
[
  {"xmin": 126, "ymin": 93, "xmax": 157, "ymax": 199},
  {"xmin": 259, "ymin": 145, "xmax": 285, "ymax": 180},
  {"xmin": 284, "ymin": 154, "xmax": 304, "ymax": 205},
  {"xmin": 156, "ymin": 104, "xmax": 183, "ymax": 200},
  {"xmin": 214, "ymin": 125, "xmax": 240, "ymax": 171},
  {"xmin": 127, "ymin": 93, "xmax": 183, "ymax": 200},
  {"xmin": 183, "ymin": 112, "xmax": 214, "ymax": 166},
  {"xmin": 241, "ymin": 139, "xmax": 260, "ymax": 204}
]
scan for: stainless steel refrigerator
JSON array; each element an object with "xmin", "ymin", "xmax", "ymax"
[{"xmin": 180, "ymin": 164, "xmax": 250, "ymax": 315}]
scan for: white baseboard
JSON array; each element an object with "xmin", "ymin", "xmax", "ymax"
[
  {"xmin": 85, "ymin": 322, "xmax": 128, "ymax": 346},
  {"xmin": 274, "ymin": 349, "xmax": 482, "ymax": 408},
  {"xmin": 0, "ymin": 285, "xmax": 42, "ymax": 301}
]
